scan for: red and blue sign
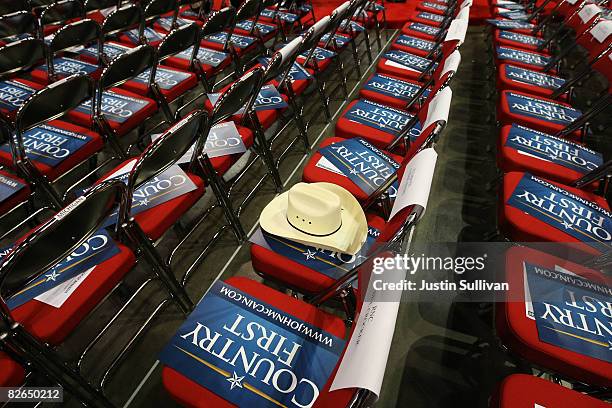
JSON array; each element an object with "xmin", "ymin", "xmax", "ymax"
[
  {"xmin": 506, "ymin": 92, "xmax": 581, "ymax": 126},
  {"xmin": 159, "ymin": 281, "xmax": 345, "ymax": 408}
]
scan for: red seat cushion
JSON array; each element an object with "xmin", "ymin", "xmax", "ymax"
[
  {"xmin": 200, "ymin": 32, "xmax": 258, "ymax": 56},
  {"xmin": 497, "ymin": 124, "xmax": 598, "ymax": 188},
  {"xmin": 0, "ymin": 120, "xmax": 103, "ymax": 181},
  {"xmin": 163, "ymin": 47, "xmax": 233, "ymax": 79},
  {"xmin": 29, "ymin": 57, "xmax": 103, "ymax": 85},
  {"xmin": 203, "ymin": 87, "xmax": 287, "ymax": 131},
  {"xmin": 121, "ymin": 66, "xmax": 198, "ymax": 102},
  {"xmin": 359, "ymin": 73, "xmax": 427, "ymax": 111},
  {"xmin": 416, "ymin": 1, "xmax": 448, "ymax": 15},
  {"xmin": 494, "ymin": 46, "xmax": 554, "ymax": 72},
  {"xmin": 0, "ymin": 79, "xmax": 44, "ymax": 121},
  {"xmin": 492, "ymin": 374, "xmax": 610, "ymax": 407},
  {"xmin": 496, "ymin": 247, "xmax": 612, "ymax": 388},
  {"xmin": 66, "ymin": 87, "xmax": 158, "ymax": 137},
  {"xmin": 0, "ymin": 353, "xmax": 25, "ymax": 387},
  {"xmin": 161, "ymin": 276, "xmax": 354, "ymax": 408},
  {"xmin": 208, "ymin": 124, "xmax": 254, "ymax": 176},
  {"xmin": 411, "ymin": 11, "xmax": 446, "ymax": 27},
  {"xmin": 302, "ymin": 136, "xmax": 404, "ymax": 203},
  {"xmin": 496, "ymin": 64, "xmax": 567, "ymax": 99},
  {"xmin": 335, "ymin": 99, "xmax": 419, "ymax": 150},
  {"xmin": 296, "ymin": 48, "xmax": 335, "ymax": 72},
  {"xmin": 0, "ymin": 171, "xmax": 31, "ymax": 214},
  {"xmin": 376, "ymin": 54, "xmax": 432, "ymax": 81},
  {"xmin": 497, "ymin": 90, "xmax": 582, "ymax": 140},
  {"xmin": 401, "ymin": 21, "xmax": 441, "ymax": 40},
  {"xmin": 102, "ymin": 162, "xmax": 206, "ymax": 241},
  {"xmin": 250, "ymin": 213, "xmax": 386, "ymax": 294},
  {"xmin": 493, "ymin": 29, "xmax": 548, "ymax": 52},
  {"xmin": 11, "ymin": 243, "xmax": 136, "ymax": 345},
  {"xmin": 499, "ymin": 172, "xmax": 610, "ymax": 256},
  {"xmin": 390, "ymin": 34, "xmax": 438, "ymax": 58}
]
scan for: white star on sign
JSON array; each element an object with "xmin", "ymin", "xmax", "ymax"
[
  {"xmin": 303, "ymin": 249, "xmax": 317, "ymax": 260},
  {"xmin": 139, "ymin": 198, "xmax": 149, "ymax": 206},
  {"xmin": 608, "ymin": 340, "xmax": 612, "ymax": 351},
  {"xmin": 45, "ymin": 271, "xmax": 60, "ymax": 282},
  {"xmin": 226, "ymin": 372, "xmax": 244, "ymax": 390},
  {"xmin": 561, "ymin": 221, "xmax": 574, "ymax": 230},
  {"xmin": 548, "ymin": 154, "xmax": 557, "ymax": 161},
  {"xmin": 349, "ymin": 168, "xmax": 359, "ymax": 175}
]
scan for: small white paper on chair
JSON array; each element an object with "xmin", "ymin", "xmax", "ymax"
[
  {"xmin": 578, "ymin": 4, "xmax": 601, "ymax": 23},
  {"xmin": 389, "ymin": 147, "xmax": 438, "ymax": 220},
  {"xmin": 591, "ymin": 20, "xmax": 612, "ymax": 43},
  {"xmin": 315, "ymin": 156, "xmax": 347, "ymax": 176},
  {"xmin": 422, "ymin": 86, "xmax": 453, "ymax": 131},
  {"xmin": 329, "ymin": 266, "xmax": 404, "ymax": 398},
  {"xmin": 35, "ymin": 267, "xmax": 95, "ymax": 308}
]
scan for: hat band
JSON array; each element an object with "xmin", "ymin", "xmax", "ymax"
[{"xmin": 286, "ymin": 216, "xmax": 343, "ymax": 237}]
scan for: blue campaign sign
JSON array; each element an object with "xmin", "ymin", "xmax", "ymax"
[
  {"xmin": 158, "ymin": 281, "xmax": 345, "ymax": 408},
  {"xmin": 525, "ymin": 262, "xmax": 611, "ymax": 363},
  {"xmin": 0, "ymin": 80, "xmax": 37, "ymax": 113},
  {"xmin": 257, "ymin": 57, "xmax": 312, "ymax": 82},
  {"xmin": 205, "ymin": 32, "xmax": 256, "ymax": 49},
  {"xmin": 99, "ymin": 163, "xmax": 198, "ymax": 228},
  {"xmin": 235, "ymin": 20, "xmax": 277, "ymax": 35},
  {"xmin": 319, "ymin": 138, "xmax": 400, "ymax": 196},
  {"xmin": 499, "ymin": 31, "xmax": 545, "ymax": 47},
  {"xmin": 416, "ymin": 12, "xmax": 445, "ymax": 23},
  {"xmin": 4, "ymin": 229, "xmax": 120, "ymax": 310},
  {"xmin": 506, "ymin": 92, "xmax": 582, "ymax": 126},
  {"xmin": 123, "ymin": 27, "xmax": 165, "ymax": 44},
  {"xmin": 422, "ymin": 1, "xmax": 447, "ymax": 11},
  {"xmin": 362, "ymin": 74, "xmax": 431, "ymax": 103},
  {"xmin": 261, "ymin": 8, "xmax": 299, "ymax": 23},
  {"xmin": 505, "ymin": 124, "xmax": 603, "ymax": 174},
  {"xmin": 497, "ymin": 46, "xmax": 550, "ymax": 67},
  {"xmin": 340, "ymin": 19, "xmax": 365, "ymax": 32},
  {"xmin": 80, "ymin": 42, "xmax": 132, "ymax": 61},
  {"xmin": 384, "ymin": 50, "xmax": 437, "ymax": 73},
  {"xmin": 507, "ymin": 173, "xmax": 612, "ymax": 252},
  {"xmin": 504, "ymin": 65, "xmax": 565, "ymax": 90},
  {"xmin": 38, "ymin": 57, "xmax": 99, "ymax": 77},
  {"xmin": 395, "ymin": 35, "xmax": 436, "ymax": 51},
  {"xmin": 300, "ymin": 46, "xmax": 336, "ymax": 62},
  {"xmin": 208, "ymin": 85, "xmax": 287, "ymax": 114},
  {"xmin": 132, "ymin": 67, "xmax": 192, "ymax": 90},
  {"xmin": 176, "ymin": 46, "xmax": 229, "ymax": 68},
  {"xmin": 0, "ymin": 174, "xmax": 26, "ymax": 204},
  {"xmin": 344, "ymin": 99, "xmax": 422, "ymax": 140},
  {"xmin": 261, "ymin": 226, "xmax": 381, "ymax": 280},
  {"xmin": 486, "ymin": 19, "xmax": 535, "ymax": 30},
  {"xmin": 320, "ymin": 33, "xmax": 350, "ymax": 48},
  {"xmin": 0, "ymin": 124, "xmax": 92, "ymax": 167},
  {"xmin": 498, "ymin": 10, "xmax": 529, "ymax": 20},
  {"xmin": 406, "ymin": 22, "xmax": 440, "ymax": 36},
  {"xmin": 499, "ymin": 3, "xmax": 526, "ymax": 10},
  {"xmin": 155, "ymin": 16, "xmax": 192, "ymax": 32},
  {"xmin": 75, "ymin": 91, "xmax": 150, "ymax": 123}
]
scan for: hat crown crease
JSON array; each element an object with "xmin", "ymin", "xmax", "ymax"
[{"xmin": 286, "ymin": 184, "xmax": 342, "ymax": 236}]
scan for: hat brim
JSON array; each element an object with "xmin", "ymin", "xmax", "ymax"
[{"xmin": 260, "ymin": 183, "xmax": 368, "ymax": 255}]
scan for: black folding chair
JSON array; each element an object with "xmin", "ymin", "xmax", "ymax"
[
  {"xmin": 0, "ymin": 0, "xmax": 31, "ymax": 15},
  {"xmin": 37, "ymin": 0, "xmax": 85, "ymax": 38},
  {"xmin": 0, "ymin": 179, "xmax": 127, "ymax": 408},
  {"xmin": 0, "ymin": 11, "xmax": 38, "ymax": 44}
]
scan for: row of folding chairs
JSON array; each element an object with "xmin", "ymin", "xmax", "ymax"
[
  {"xmin": 485, "ymin": 0, "xmax": 612, "ymax": 401},
  {"xmin": 156, "ymin": 1, "xmax": 470, "ymax": 407},
  {"xmin": 0, "ymin": 0, "xmax": 391, "ymax": 406}
]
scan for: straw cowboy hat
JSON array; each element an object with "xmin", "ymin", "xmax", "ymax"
[{"xmin": 260, "ymin": 182, "xmax": 368, "ymax": 255}]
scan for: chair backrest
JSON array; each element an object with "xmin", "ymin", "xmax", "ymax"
[
  {"xmin": 101, "ymin": 3, "xmax": 143, "ymax": 37},
  {"xmin": 200, "ymin": 6, "xmax": 234, "ymax": 37},
  {"xmin": 210, "ymin": 67, "xmax": 264, "ymax": 125},
  {"xmin": 262, "ymin": 35, "xmax": 302, "ymax": 84},
  {"xmin": 0, "ymin": 0, "xmax": 31, "ymax": 15},
  {"xmin": 99, "ymin": 44, "xmax": 157, "ymax": 90},
  {"xmin": 0, "ymin": 179, "xmax": 126, "ymax": 299},
  {"xmin": 324, "ymin": 1, "xmax": 352, "ymax": 46},
  {"xmin": 0, "ymin": 11, "xmax": 38, "ymax": 42},
  {"xmin": 299, "ymin": 15, "xmax": 331, "ymax": 56},
  {"xmin": 126, "ymin": 110, "xmax": 207, "ymax": 196},
  {"xmin": 15, "ymin": 74, "xmax": 94, "ymax": 133},
  {"xmin": 144, "ymin": 0, "xmax": 178, "ymax": 23},
  {"xmin": 157, "ymin": 22, "xmax": 200, "ymax": 62},
  {"xmin": 235, "ymin": 0, "xmax": 262, "ymax": 23},
  {"xmin": 0, "ymin": 38, "xmax": 46, "ymax": 79},
  {"xmin": 48, "ymin": 18, "xmax": 102, "ymax": 55},
  {"xmin": 84, "ymin": 0, "xmax": 120, "ymax": 13},
  {"xmin": 38, "ymin": 0, "xmax": 84, "ymax": 29}
]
